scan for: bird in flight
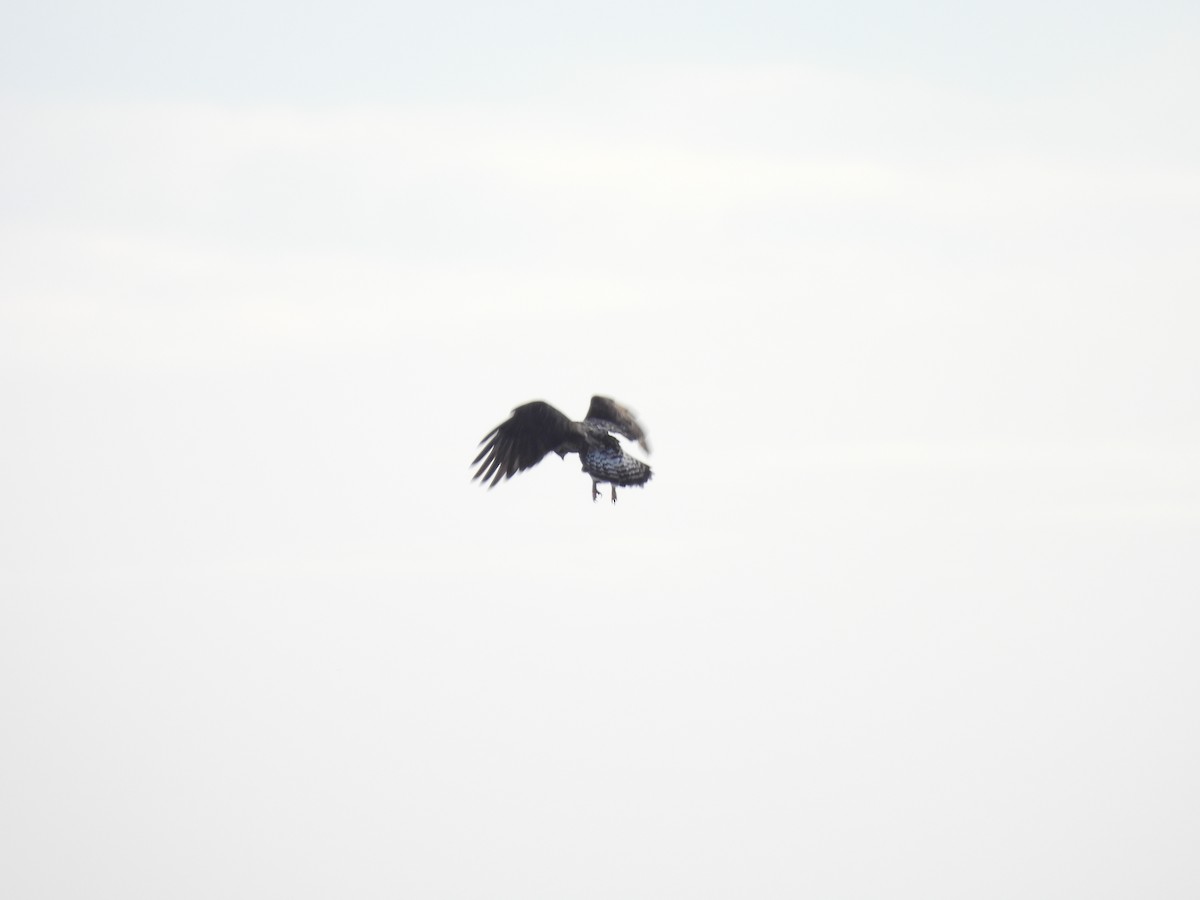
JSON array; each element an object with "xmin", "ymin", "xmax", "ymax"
[{"xmin": 472, "ymin": 396, "xmax": 652, "ymax": 503}]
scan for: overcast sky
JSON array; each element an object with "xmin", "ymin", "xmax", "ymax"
[{"xmin": 3, "ymin": 2, "xmax": 1199, "ymax": 898}]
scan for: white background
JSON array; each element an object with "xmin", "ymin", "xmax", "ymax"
[{"xmin": 3, "ymin": 2, "xmax": 1199, "ymax": 897}]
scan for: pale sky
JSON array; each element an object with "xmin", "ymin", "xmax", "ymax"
[{"xmin": 3, "ymin": 3, "xmax": 1199, "ymax": 898}]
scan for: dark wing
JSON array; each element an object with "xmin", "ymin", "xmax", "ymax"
[
  {"xmin": 584, "ymin": 395, "xmax": 650, "ymax": 452},
  {"xmin": 472, "ymin": 401, "xmax": 578, "ymax": 488}
]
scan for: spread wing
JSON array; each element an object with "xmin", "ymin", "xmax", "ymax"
[
  {"xmin": 584, "ymin": 395, "xmax": 650, "ymax": 452},
  {"xmin": 472, "ymin": 401, "xmax": 579, "ymax": 488}
]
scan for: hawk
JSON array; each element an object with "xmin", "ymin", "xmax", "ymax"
[{"xmin": 472, "ymin": 396, "xmax": 652, "ymax": 503}]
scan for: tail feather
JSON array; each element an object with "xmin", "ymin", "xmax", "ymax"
[{"xmin": 582, "ymin": 444, "xmax": 652, "ymax": 487}]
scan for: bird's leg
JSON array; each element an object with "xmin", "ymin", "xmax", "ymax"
[
  {"xmin": 611, "ymin": 484, "xmax": 618, "ymax": 504},
  {"xmin": 592, "ymin": 479, "xmax": 600, "ymax": 502}
]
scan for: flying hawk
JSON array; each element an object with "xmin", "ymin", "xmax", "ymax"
[{"xmin": 472, "ymin": 396, "xmax": 652, "ymax": 503}]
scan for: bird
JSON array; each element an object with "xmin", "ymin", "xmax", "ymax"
[{"xmin": 472, "ymin": 396, "xmax": 652, "ymax": 503}]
